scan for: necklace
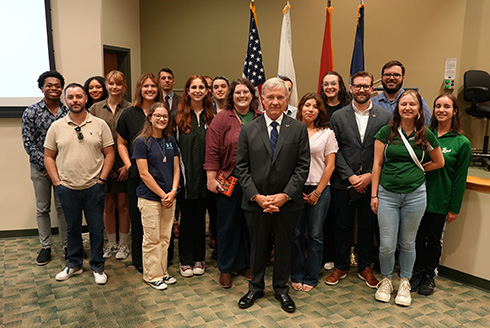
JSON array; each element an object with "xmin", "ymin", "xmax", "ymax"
[{"xmin": 153, "ymin": 137, "xmax": 167, "ymax": 163}]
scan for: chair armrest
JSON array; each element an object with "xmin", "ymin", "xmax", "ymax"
[{"xmin": 467, "ymin": 86, "xmax": 489, "ymax": 95}]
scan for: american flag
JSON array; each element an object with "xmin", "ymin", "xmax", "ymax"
[{"xmin": 243, "ymin": 1, "xmax": 266, "ymax": 107}]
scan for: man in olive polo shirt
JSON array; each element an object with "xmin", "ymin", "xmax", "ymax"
[{"xmin": 44, "ymin": 83, "xmax": 115, "ymax": 285}]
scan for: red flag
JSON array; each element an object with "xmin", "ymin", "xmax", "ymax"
[{"xmin": 317, "ymin": 6, "xmax": 335, "ymax": 93}]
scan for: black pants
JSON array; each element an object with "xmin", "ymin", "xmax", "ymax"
[
  {"xmin": 332, "ymin": 187, "xmax": 376, "ymax": 271},
  {"xmin": 216, "ymin": 185, "xmax": 250, "ymax": 273},
  {"xmin": 322, "ymin": 200, "xmax": 336, "ymax": 263},
  {"xmin": 245, "ymin": 209, "xmax": 298, "ymax": 295},
  {"xmin": 178, "ymin": 196, "xmax": 208, "ymax": 266},
  {"xmin": 128, "ymin": 164, "xmax": 143, "ymax": 269},
  {"xmin": 414, "ymin": 211, "xmax": 447, "ymax": 278}
]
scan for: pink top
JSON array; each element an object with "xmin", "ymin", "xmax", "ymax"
[{"xmin": 306, "ymin": 128, "xmax": 338, "ymax": 186}]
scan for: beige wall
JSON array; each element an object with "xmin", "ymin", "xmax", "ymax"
[
  {"xmin": 102, "ymin": 0, "xmax": 141, "ymax": 94},
  {"xmin": 140, "ymin": 1, "xmax": 465, "ymax": 106},
  {"xmin": 0, "ymin": 0, "xmax": 140, "ymax": 231},
  {"xmin": 441, "ymin": 188, "xmax": 490, "ymax": 281}
]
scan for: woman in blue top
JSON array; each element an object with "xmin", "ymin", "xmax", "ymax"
[
  {"xmin": 371, "ymin": 90, "xmax": 444, "ymax": 306},
  {"xmin": 132, "ymin": 102, "xmax": 180, "ymax": 290},
  {"xmin": 411, "ymin": 94, "xmax": 471, "ymax": 296}
]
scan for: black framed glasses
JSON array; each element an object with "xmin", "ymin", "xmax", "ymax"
[
  {"xmin": 382, "ymin": 73, "xmax": 403, "ymax": 79},
  {"xmin": 74, "ymin": 126, "xmax": 83, "ymax": 141}
]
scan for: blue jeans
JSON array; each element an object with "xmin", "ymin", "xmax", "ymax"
[
  {"xmin": 291, "ymin": 186, "xmax": 331, "ymax": 286},
  {"xmin": 377, "ymin": 183, "xmax": 426, "ymax": 279},
  {"xmin": 55, "ymin": 183, "xmax": 106, "ymax": 272}
]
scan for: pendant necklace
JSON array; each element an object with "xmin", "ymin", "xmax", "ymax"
[{"xmin": 154, "ymin": 137, "xmax": 167, "ymax": 163}]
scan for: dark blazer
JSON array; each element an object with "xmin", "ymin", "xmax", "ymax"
[
  {"xmin": 235, "ymin": 114, "xmax": 310, "ymax": 213},
  {"xmin": 329, "ymin": 103, "xmax": 392, "ymax": 190},
  {"xmin": 171, "ymin": 93, "xmax": 181, "ymax": 114}
]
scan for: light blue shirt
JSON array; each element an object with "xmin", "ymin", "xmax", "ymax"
[{"xmin": 371, "ymin": 87, "xmax": 431, "ymax": 125}]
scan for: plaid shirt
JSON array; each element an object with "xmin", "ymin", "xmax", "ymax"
[{"xmin": 21, "ymin": 99, "xmax": 68, "ymax": 171}]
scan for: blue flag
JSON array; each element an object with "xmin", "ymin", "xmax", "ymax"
[{"xmin": 350, "ymin": 4, "xmax": 365, "ymax": 77}]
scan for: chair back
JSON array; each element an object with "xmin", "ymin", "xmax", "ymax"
[{"xmin": 464, "ymin": 70, "xmax": 490, "ymax": 103}]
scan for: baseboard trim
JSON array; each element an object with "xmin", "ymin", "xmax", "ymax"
[
  {"xmin": 439, "ymin": 265, "xmax": 490, "ymax": 291},
  {"xmin": 0, "ymin": 226, "xmax": 89, "ymax": 239}
]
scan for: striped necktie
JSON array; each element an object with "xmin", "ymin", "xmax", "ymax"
[{"xmin": 270, "ymin": 121, "xmax": 279, "ymax": 155}]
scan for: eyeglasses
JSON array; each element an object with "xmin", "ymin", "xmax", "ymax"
[
  {"xmin": 74, "ymin": 126, "xmax": 83, "ymax": 141},
  {"xmin": 234, "ymin": 90, "xmax": 251, "ymax": 96},
  {"xmin": 382, "ymin": 73, "xmax": 403, "ymax": 79},
  {"xmin": 322, "ymin": 81, "xmax": 338, "ymax": 87},
  {"xmin": 153, "ymin": 114, "xmax": 169, "ymax": 120},
  {"xmin": 351, "ymin": 84, "xmax": 372, "ymax": 91}
]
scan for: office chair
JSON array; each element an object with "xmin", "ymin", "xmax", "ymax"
[{"xmin": 463, "ymin": 70, "xmax": 490, "ymax": 170}]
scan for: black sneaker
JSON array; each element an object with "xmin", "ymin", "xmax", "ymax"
[
  {"xmin": 36, "ymin": 248, "xmax": 51, "ymax": 266},
  {"xmin": 409, "ymin": 271, "xmax": 424, "ymax": 292},
  {"xmin": 418, "ymin": 274, "xmax": 435, "ymax": 296}
]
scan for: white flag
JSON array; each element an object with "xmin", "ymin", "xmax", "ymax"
[{"xmin": 277, "ymin": 2, "xmax": 298, "ymax": 107}]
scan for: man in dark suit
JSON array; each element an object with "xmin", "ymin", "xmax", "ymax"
[
  {"xmin": 235, "ymin": 77, "xmax": 310, "ymax": 313},
  {"xmin": 158, "ymin": 67, "xmax": 180, "ymax": 114},
  {"xmin": 326, "ymin": 71, "xmax": 392, "ymax": 289}
]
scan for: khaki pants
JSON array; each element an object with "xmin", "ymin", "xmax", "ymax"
[{"xmin": 138, "ymin": 197, "xmax": 174, "ymax": 282}]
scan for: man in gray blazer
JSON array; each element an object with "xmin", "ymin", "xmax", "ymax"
[
  {"xmin": 235, "ymin": 78, "xmax": 310, "ymax": 313},
  {"xmin": 326, "ymin": 71, "xmax": 392, "ymax": 289}
]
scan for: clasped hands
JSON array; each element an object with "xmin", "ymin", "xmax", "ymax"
[
  {"xmin": 254, "ymin": 193, "xmax": 288, "ymax": 213},
  {"xmin": 348, "ymin": 173, "xmax": 371, "ymax": 193},
  {"xmin": 160, "ymin": 190, "xmax": 176, "ymax": 209}
]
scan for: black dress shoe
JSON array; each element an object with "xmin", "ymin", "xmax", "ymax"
[
  {"xmin": 275, "ymin": 293, "xmax": 296, "ymax": 313},
  {"xmin": 238, "ymin": 290, "xmax": 264, "ymax": 309}
]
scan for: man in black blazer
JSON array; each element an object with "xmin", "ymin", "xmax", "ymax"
[
  {"xmin": 235, "ymin": 78, "xmax": 310, "ymax": 313},
  {"xmin": 327, "ymin": 71, "xmax": 392, "ymax": 289}
]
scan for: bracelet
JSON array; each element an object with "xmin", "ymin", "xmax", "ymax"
[
  {"xmin": 371, "ymin": 195, "xmax": 378, "ymax": 198},
  {"xmin": 99, "ymin": 177, "xmax": 107, "ymax": 182},
  {"xmin": 312, "ymin": 190, "xmax": 321, "ymax": 198},
  {"xmin": 172, "ymin": 188, "xmax": 178, "ymax": 191}
]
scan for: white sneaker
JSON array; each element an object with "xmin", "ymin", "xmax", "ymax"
[
  {"xmin": 324, "ymin": 262, "xmax": 335, "ymax": 270},
  {"xmin": 93, "ymin": 271, "xmax": 108, "ymax": 285},
  {"xmin": 395, "ymin": 278, "xmax": 412, "ymax": 306},
  {"xmin": 56, "ymin": 267, "xmax": 83, "ymax": 281},
  {"xmin": 163, "ymin": 275, "xmax": 177, "ymax": 285},
  {"xmin": 180, "ymin": 264, "xmax": 194, "ymax": 277},
  {"xmin": 375, "ymin": 277, "xmax": 393, "ymax": 303},
  {"xmin": 103, "ymin": 243, "xmax": 117, "ymax": 259},
  {"xmin": 115, "ymin": 245, "xmax": 129, "ymax": 260},
  {"xmin": 193, "ymin": 261, "xmax": 205, "ymax": 275},
  {"xmin": 148, "ymin": 280, "xmax": 168, "ymax": 290}
]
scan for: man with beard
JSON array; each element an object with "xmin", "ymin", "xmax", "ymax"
[
  {"xmin": 326, "ymin": 71, "xmax": 391, "ymax": 289},
  {"xmin": 372, "ymin": 60, "xmax": 431, "ymax": 125},
  {"xmin": 44, "ymin": 83, "xmax": 115, "ymax": 285},
  {"xmin": 22, "ymin": 70, "xmax": 69, "ymax": 266}
]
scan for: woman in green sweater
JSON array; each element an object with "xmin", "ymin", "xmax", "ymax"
[{"xmin": 411, "ymin": 94, "xmax": 472, "ymax": 296}]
